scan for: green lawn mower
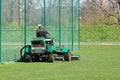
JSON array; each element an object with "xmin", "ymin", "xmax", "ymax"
[{"xmin": 20, "ymin": 37, "xmax": 80, "ymax": 62}]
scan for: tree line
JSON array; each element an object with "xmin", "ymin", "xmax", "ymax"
[
  {"xmin": 2, "ymin": 0, "xmax": 80, "ymax": 27},
  {"xmin": 81, "ymin": 0, "xmax": 120, "ymax": 25}
]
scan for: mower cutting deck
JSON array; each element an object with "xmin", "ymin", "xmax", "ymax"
[{"xmin": 20, "ymin": 37, "xmax": 80, "ymax": 62}]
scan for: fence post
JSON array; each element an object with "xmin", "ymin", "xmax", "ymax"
[
  {"xmin": 44, "ymin": 0, "xmax": 46, "ymax": 28},
  {"xmin": 78, "ymin": 0, "xmax": 80, "ymax": 49},
  {"xmin": 0, "ymin": 0, "xmax": 1, "ymax": 63},
  {"xmin": 71, "ymin": 0, "xmax": 74, "ymax": 51},
  {"xmin": 59, "ymin": 0, "xmax": 61, "ymax": 47},
  {"xmin": 24, "ymin": 0, "xmax": 27, "ymax": 46}
]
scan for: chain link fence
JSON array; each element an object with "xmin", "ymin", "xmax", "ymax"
[{"xmin": 0, "ymin": 0, "xmax": 80, "ymax": 62}]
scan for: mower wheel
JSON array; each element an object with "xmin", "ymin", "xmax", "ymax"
[
  {"xmin": 23, "ymin": 53, "xmax": 32, "ymax": 62},
  {"xmin": 64, "ymin": 51, "xmax": 71, "ymax": 61},
  {"xmin": 48, "ymin": 53, "xmax": 55, "ymax": 62}
]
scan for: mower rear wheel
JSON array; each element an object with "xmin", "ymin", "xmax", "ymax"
[
  {"xmin": 48, "ymin": 53, "xmax": 55, "ymax": 62},
  {"xmin": 64, "ymin": 51, "xmax": 71, "ymax": 61},
  {"xmin": 23, "ymin": 53, "xmax": 32, "ymax": 62}
]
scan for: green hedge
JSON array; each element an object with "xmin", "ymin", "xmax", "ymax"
[
  {"xmin": 1, "ymin": 25, "xmax": 120, "ymax": 42},
  {"xmin": 80, "ymin": 25, "xmax": 120, "ymax": 42}
]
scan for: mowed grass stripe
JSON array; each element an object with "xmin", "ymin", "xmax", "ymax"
[{"xmin": 0, "ymin": 45, "xmax": 120, "ymax": 80}]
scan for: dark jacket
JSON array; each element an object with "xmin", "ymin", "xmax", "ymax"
[{"xmin": 36, "ymin": 28, "xmax": 49, "ymax": 38}]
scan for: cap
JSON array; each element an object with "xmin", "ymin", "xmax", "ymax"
[{"xmin": 38, "ymin": 24, "xmax": 43, "ymax": 27}]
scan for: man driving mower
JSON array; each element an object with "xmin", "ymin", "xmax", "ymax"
[{"xmin": 36, "ymin": 24, "xmax": 49, "ymax": 38}]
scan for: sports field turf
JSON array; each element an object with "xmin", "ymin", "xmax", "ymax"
[{"xmin": 0, "ymin": 45, "xmax": 120, "ymax": 80}]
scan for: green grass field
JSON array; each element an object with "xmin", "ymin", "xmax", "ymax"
[{"xmin": 0, "ymin": 45, "xmax": 120, "ymax": 80}]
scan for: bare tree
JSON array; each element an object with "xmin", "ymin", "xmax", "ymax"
[
  {"xmin": 27, "ymin": 0, "xmax": 33, "ymax": 26},
  {"xmin": 118, "ymin": 0, "xmax": 120, "ymax": 24},
  {"xmin": 81, "ymin": 0, "xmax": 120, "ymax": 25},
  {"xmin": 10, "ymin": 0, "xmax": 14, "ymax": 22}
]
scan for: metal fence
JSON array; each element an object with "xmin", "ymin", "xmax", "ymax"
[{"xmin": 0, "ymin": 0, "xmax": 80, "ymax": 62}]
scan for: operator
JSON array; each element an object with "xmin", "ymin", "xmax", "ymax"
[{"xmin": 36, "ymin": 24, "xmax": 49, "ymax": 38}]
